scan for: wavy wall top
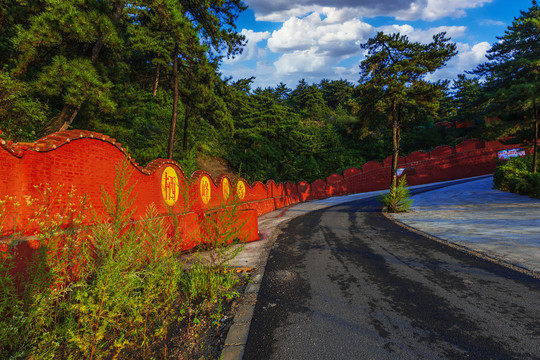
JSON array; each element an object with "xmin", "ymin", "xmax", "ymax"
[{"xmin": 0, "ymin": 130, "xmax": 518, "ymax": 238}]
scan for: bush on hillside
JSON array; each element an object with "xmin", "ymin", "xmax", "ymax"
[{"xmin": 493, "ymin": 154, "xmax": 540, "ymax": 198}]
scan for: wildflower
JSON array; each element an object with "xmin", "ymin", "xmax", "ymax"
[{"xmin": 25, "ymin": 196, "xmax": 33, "ymax": 206}]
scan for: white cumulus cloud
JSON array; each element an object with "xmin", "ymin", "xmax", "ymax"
[
  {"xmin": 419, "ymin": 0, "xmax": 492, "ymax": 21},
  {"xmin": 457, "ymin": 41, "xmax": 491, "ymax": 68},
  {"xmin": 224, "ymin": 29, "xmax": 271, "ymax": 64},
  {"xmin": 274, "ymin": 49, "xmax": 332, "ymax": 74},
  {"xmin": 245, "ymin": 0, "xmax": 493, "ymax": 22},
  {"xmin": 377, "ymin": 25, "xmax": 467, "ymax": 43},
  {"xmin": 268, "ymin": 12, "xmax": 372, "ymax": 53},
  {"xmin": 267, "ymin": 12, "xmax": 469, "ymax": 77},
  {"xmin": 222, "ymin": 1, "xmax": 499, "ymax": 87},
  {"xmin": 427, "ymin": 41, "xmax": 491, "ymax": 81},
  {"xmin": 480, "ymin": 19, "xmax": 506, "ymax": 26},
  {"xmin": 266, "ymin": 10, "xmax": 373, "ymax": 74}
]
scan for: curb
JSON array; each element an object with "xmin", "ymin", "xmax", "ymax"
[
  {"xmin": 384, "ymin": 212, "xmax": 540, "ymax": 280},
  {"xmin": 220, "ymin": 225, "xmax": 284, "ymax": 360}
]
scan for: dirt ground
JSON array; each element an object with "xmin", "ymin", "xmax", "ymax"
[
  {"xmin": 160, "ymin": 272, "xmax": 250, "ymax": 360},
  {"xmin": 197, "ymin": 155, "xmax": 238, "ymax": 180}
]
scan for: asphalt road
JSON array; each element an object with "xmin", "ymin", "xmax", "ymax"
[{"xmin": 243, "ymin": 189, "xmax": 540, "ymax": 360}]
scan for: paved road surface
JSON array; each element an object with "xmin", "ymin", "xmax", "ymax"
[
  {"xmin": 392, "ymin": 176, "xmax": 540, "ymax": 274},
  {"xmin": 243, "ymin": 188, "xmax": 540, "ymax": 359}
]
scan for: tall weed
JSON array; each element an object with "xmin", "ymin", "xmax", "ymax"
[{"xmin": 0, "ymin": 160, "xmax": 246, "ymax": 359}]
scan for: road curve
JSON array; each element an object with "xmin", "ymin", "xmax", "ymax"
[{"xmin": 243, "ymin": 194, "xmax": 540, "ymax": 360}]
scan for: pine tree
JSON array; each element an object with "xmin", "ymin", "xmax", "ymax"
[
  {"xmin": 320, "ymin": 79, "xmax": 354, "ymax": 111},
  {"xmin": 473, "ymin": 0, "xmax": 540, "ymax": 172},
  {"xmin": 450, "ymin": 74, "xmax": 487, "ymax": 124},
  {"xmin": 289, "ymin": 79, "xmax": 330, "ymax": 121},
  {"xmin": 356, "ymin": 32, "xmax": 457, "ymax": 189},
  {"xmin": 12, "ymin": 0, "xmax": 126, "ymax": 134},
  {"xmin": 0, "ymin": 71, "xmax": 49, "ymax": 141}
]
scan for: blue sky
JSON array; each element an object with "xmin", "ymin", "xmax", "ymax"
[{"xmin": 220, "ymin": 0, "xmax": 534, "ymax": 89}]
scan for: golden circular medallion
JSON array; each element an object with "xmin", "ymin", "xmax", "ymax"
[
  {"xmin": 200, "ymin": 176, "xmax": 211, "ymax": 204},
  {"xmin": 236, "ymin": 180, "xmax": 246, "ymax": 200},
  {"xmin": 161, "ymin": 167, "xmax": 179, "ymax": 206},
  {"xmin": 222, "ymin": 178, "xmax": 231, "ymax": 201}
]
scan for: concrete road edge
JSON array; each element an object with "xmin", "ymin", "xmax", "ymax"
[
  {"xmin": 220, "ymin": 222, "xmax": 287, "ymax": 360},
  {"xmin": 384, "ymin": 212, "xmax": 540, "ymax": 280}
]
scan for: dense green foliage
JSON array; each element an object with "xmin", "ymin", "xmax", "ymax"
[
  {"xmin": 222, "ymin": 78, "xmax": 367, "ymax": 183},
  {"xmin": 472, "ymin": 0, "xmax": 540, "ymax": 173},
  {"xmin": 0, "ymin": 71, "xmax": 49, "ymax": 141},
  {"xmin": 0, "ymin": 1, "xmax": 539, "ymax": 185},
  {"xmin": 493, "ymin": 155, "xmax": 540, "ymax": 197}
]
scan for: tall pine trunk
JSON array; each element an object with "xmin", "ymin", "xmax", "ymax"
[
  {"xmin": 533, "ymin": 98, "xmax": 538, "ymax": 174},
  {"xmin": 167, "ymin": 44, "xmax": 179, "ymax": 160},
  {"xmin": 533, "ymin": 119, "xmax": 538, "ymax": 174},
  {"xmin": 182, "ymin": 65, "xmax": 194, "ymax": 153},
  {"xmin": 153, "ymin": 64, "xmax": 160, "ymax": 97},
  {"xmin": 182, "ymin": 104, "xmax": 190, "ymax": 153},
  {"xmin": 45, "ymin": 104, "xmax": 81, "ymax": 134},
  {"xmin": 390, "ymin": 102, "xmax": 401, "ymax": 190}
]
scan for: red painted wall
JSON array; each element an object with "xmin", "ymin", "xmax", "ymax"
[{"xmin": 0, "ymin": 131, "xmax": 527, "ymax": 263}]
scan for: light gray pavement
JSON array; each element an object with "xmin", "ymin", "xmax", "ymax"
[
  {"xmin": 228, "ymin": 186, "xmax": 400, "ymax": 269},
  {"xmin": 220, "ymin": 175, "xmax": 540, "ymax": 360},
  {"xmin": 390, "ymin": 176, "xmax": 540, "ymax": 274}
]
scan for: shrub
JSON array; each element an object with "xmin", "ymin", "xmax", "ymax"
[
  {"xmin": 493, "ymin": 154, "xmax": 540, "ymax": 198},
  {"xmin": 379, "ymin": 175, "xmax": 413, "ymax": 213}
]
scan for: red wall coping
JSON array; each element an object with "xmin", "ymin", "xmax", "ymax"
[
  {"xmin": 362, "ymin": 161, "xmax": 382, "ymax": 172},
  {"xmin": 406, "ymin": 151, "xmax": 429, "ymax": 163},
  {"xmin": 429, "ymin": 145, "xmax": 455, "ymax": 158},
  {"xmin": 343, "ymin": 167, "xmax": 361, "ymax": 178},
  {"xmin": 0, "ymin": 130, "xmax": 526, "ymax": 259},
  {"xmin": 382, "ymin": 155, "xmax": 406, "ymax": 167}
]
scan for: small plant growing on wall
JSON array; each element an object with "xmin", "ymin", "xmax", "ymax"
[{"xmin": 379, "ymin": 175, "xmax": 413, "ymax": 213}]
